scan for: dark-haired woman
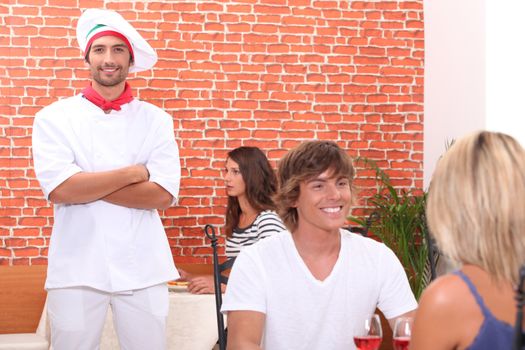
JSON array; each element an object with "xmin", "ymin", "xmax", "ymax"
[{"xmin": 181, "ymin": 146, "xmax": 285, "ymax": 294}]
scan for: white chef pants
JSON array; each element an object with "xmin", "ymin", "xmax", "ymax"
[{"xmin": 47, "ymin": 284, "xmax": 169, "ymax": 350}]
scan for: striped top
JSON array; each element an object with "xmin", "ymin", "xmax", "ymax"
[{"xmin": 225, "ymin": 210, "xmax": 285, "ymax": 258}]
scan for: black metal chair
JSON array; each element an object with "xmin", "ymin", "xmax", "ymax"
[
  {"xmin": 347, "ymin": 211, "xmax": 380, "ymax": 237},
  {"xmin": 421, "ymin": 214, "xmax": 438, "ymax": 281},
  {"xmin": 204, "ymin": 224, "xmax": 236, "ymax": 350},
  {"xmin": 513, "ymin": 264, "xmax": 525, "ymax": 350}
]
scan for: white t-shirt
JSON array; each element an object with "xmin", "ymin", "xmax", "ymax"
[
  {"xmin": 32, "ymin": 95, "xmax": 181, "ymax": 292},
  {"xmin": 225, "ymin": 210, "xmax": 285, "ymax": 258},
  {"xmin": 221, "ymin": 229, "xmax": 418, "ymax": 350}
]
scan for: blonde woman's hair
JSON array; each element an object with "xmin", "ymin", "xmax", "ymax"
[{"xmin": 427, "ymin": 131, "xmax": 525, "ymax": 284}]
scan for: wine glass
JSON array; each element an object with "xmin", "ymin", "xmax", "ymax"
[
  {"xmin": 392, "ymin": 317, "xmax": 413, "ymax": 350},
  {"xmin": 353, "ymin": 313, "xmax": 383, "ymax": 350}
]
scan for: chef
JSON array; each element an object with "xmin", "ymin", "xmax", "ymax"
[{"xmin": 32, "ymin": 8, "xmax": 180, "ymax": 350}]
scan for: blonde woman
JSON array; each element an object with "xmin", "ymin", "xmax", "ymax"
[{"xmin": 411, "ymin": 131, "xmax": 525, "ymax": 349}]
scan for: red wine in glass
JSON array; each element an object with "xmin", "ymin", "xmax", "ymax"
[
  {"xmin": 353, "ymin": 335, "xmax": 382, "ymax": 350},
  {"xmin": 393, "ymin": 336, "xmax": 410, "ymax": 350},
  {"xmin": 392, "ymin": 317, "xmax": 413, "ymax": 350},
  {"xmin": 353, "ymin": 314, "xmax": 383, "ymax": 350}
]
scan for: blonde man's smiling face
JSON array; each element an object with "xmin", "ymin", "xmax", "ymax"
[{"xmin": 294, "ymin": 168, "xmax": 352, "ymax": 235}]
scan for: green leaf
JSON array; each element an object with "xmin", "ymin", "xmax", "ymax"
[{"xmin": 349, "ymin": 157, "xmax": 430, "ymax": 300}]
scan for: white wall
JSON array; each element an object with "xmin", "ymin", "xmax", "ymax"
[
  {"xmin": 423, "ymin": 0, "xmax": 525, "ymax": 275},
  {"xmin": 485, "ymin": 1, "xmax": 525, "ymax": 145},
  {"xmin": 423, "ymin": 0, "xmax": 485, "ymax": 188}
]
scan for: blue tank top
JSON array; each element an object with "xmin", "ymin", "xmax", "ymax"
[{"xmin": 455, "ymin": 270, "xmax": 523, "ymax": 350}]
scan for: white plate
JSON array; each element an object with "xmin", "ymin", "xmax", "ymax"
[{"xmin": 167, "ymin": 282, "xmax": 188, "ymax": 292}]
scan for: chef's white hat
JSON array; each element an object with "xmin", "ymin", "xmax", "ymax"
[{"xmin": 76, "ymin": 8, "xmax": 157, "ymax": 73}]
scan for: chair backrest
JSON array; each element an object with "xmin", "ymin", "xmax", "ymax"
[
  {"xmin": 204, "ymin": 224, "xmax": 235, "ymax": 350},
  {"xmin": 217, "ymin": 257, "xmax": 236, "ymax": 285},
  {"xmin": 347, "ymin": 226, "xmax": 368, "ymax": 236},
  {"xmin": 422, "ymin": 214, "xmax": 439, "ymax": 282},
  {"xmin": 513, "ymin": 265, "xmax": 525, "ymax": 350},
  {"xmin": 346, "ymin": 211, "xmax": 380, "ymax": 237},
  {"xmin": 0, "ymin": 265, "xmax": 47, "ymax": 334}
]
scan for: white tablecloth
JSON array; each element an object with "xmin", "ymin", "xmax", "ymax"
[
  {"xmin": 101, "ymin": 288, "xmax": 224, "ymax": 350},
  {"xmin": 3, "ymin": 288, "xmax": 222, "ymax": 350}
]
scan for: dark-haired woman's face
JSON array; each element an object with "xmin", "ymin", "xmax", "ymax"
[{"xmin": 224, "ymin": 158, "xmax": 246, "ymax": 198}]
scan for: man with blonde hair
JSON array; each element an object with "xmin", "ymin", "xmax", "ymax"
[
  {"xmin": 32, "ymin": 9, "xmax": 180, "ymax": 350},
  {"xmin": 222, "ymin": 140, "xmax": 417, "ymax": 349}
]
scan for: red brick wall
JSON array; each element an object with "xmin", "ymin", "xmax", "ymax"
[{"xmin": 0, "ymin": 0, "xmax": 424, "ymax": 265}]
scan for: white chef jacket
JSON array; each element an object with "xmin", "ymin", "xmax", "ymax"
[{"xmin": 32, "ymin": 94, "xmax": 181, "ymax": 292}]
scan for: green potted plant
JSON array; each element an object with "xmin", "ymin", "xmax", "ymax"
[{"xmin": 350, "ymin": 158, "xmax": 434, "ymax": 300}]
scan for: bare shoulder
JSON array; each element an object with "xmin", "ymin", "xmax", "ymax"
[
  {"xmin": 419, "ymin": 273, "xmax": 470, "ymax": 309},
  {"xmin": 411, "ymin": 273, "xmax": 482, "ymax": 350},
  {"xmin": 417, "ymin": 273, "xmax": 482, "ymax": 323}
]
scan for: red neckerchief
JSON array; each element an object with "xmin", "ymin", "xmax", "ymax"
[{"xmin": 81, "ymin": 82, "xmax": 134, "ymax": 112}]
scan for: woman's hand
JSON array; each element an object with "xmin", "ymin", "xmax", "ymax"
[
  {"xmin": 187, "ymin": 274, "xmax": 215, "ymax": 294},
  {"xmin": 177, "ymin": 268, "xmax": 192, "ymax": 281}
]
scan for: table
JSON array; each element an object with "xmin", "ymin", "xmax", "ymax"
[{"xmin": 100, "ymin": 287, "xmax": 224, "ymax": 350}]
